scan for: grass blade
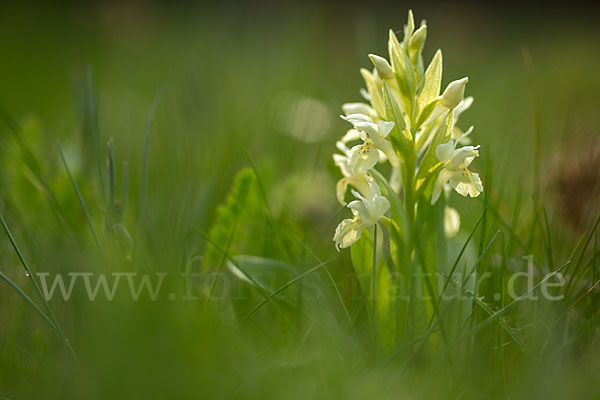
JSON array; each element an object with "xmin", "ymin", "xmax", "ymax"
[
  {"xmin": 138, "ymin": 87, "xmax": 162, "ymax": 237},
  {"xmin": 58, "ymin": 141, "xmax": 103, "ymax": 252},
  {"xmin": 244, "ymin": 149, "xmax": 294, "ymax": 261},
  {"xmin": 239, "ymin": 256, "xmax": 339, "ymax": 325},
  {"xmin": 522, "ymin": 46, "xmax": 542, "ymax": 198},
  {"xmin": 0, "ymin": 105, "xmax": 68, "ymax": 230},
  {"xmin": 0, "ymin": 212, "xmax": 77, "ymax": 358},
  {"xmin": 121, "ymin": 161, "xmax": 129, "ymax": 221},
  {"xmin": 288, "ymin": 233, "xmax": 354, "ymax": 331},
  {"xmin": 0, "ymin": 271, "xmax": 57, "ymax": 332},
  {"xmin": 474, "ymin": 259, "xmax": 571, "ymax": 335},
  {"xmin": 107, "ymin": 139, "xmax": 116, "ymax": 218},
  {"xmin": 564, "ymin": 215, "xmax": 600, "ymax": 296},
  {"xmin": 428, "ymin": 204, "xmax": 490, "ymax": 327}
]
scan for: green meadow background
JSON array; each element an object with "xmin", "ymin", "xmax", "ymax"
[{"xmin": 1, "ymin": 2, "xmax": 599, "ymax": 399}]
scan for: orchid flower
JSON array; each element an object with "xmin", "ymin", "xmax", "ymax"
[
  {"xmin": 341, "ymin": 114, "xmax": 400, "ymax": 174},
  {"xmin": 440, "ymin": 77, "xmax": 469, "ymax": 109},
  {"xmin": 333, "ymin": 141, "xmax": 370, "ymax": 205},
  {"xmin": 340, "ymin": 109, "xmax": 390, "ymax": 163},
  {"xmin": 333, "ymin": 175, "xmax": 390, "ymax": 251},
  {"xmin": 431, "ymin": 135, "xmax": 483, "ymax": 204},
  {"xmin": 342, "ymin": 102, "xmax": 377, "ymax": 119}
]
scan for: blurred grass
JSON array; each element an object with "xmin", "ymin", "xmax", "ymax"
[{"xmin": 1, "ymin": 1, "xmax": 600, "ymax": 399}]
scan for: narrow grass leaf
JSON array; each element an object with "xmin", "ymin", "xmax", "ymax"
[
  {"xmin": 138, "ymin": 87, "xmax": 162, "ymax": 237},
  {"xmin": 58, "ymin": 141, "xmax": 103, "ymax": 252},
  {"xmin": 239, "ymin": 256, "xmax": 338, "ymax": 325}
]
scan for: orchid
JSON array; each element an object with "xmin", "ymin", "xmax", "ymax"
[
  {"xmin": 327, "ymin": 8, "xmax": 487, "ymax": 354},
  {"xmin": 341, "ymin": 114, "xmax": 400, "ymax": 174},
  {"xmin": 333, "ymin": 142, "xmax": 370, "ymax": 205},
  {"xmin": 332, "ymin": 9, "xmax": 482, "ymax": 254},
  {"xmin": 333, "ymin": 175, "xmax": 390, "ymax": 251},
  {"xmin": 431, "ymin": 137, "xmax": 483, "ymax": 204}
]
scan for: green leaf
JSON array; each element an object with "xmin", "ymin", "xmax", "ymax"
[
  {"xmin": 351, "ymin": 228, "xmax": 397, "ymax": 348},
  {"xmin": 408, "ymin": 25, "xmax": 427, "ymax": 65},
  {"xmin": 228, "ymin": 255, "xmax": 297, "ymax": 295},
  {"xmin": 388, "ymin": 31, "xmax": 416, "ymax": 113},
  {"xmin": 415, "ymin": 52, "xmax": 425, "ymax": 85},
  {"xmin": 370, "ymin": 170, "xmax": 410, "ymax": 339},
  {"xmin": 360, "ymin": 68, "xmax": 385, "ymax": 117},
  {"xmin": 388, "ymin": 29, "xmax": 402, "ymax": 68},
  {"xmin": 414, "ymin": 98, "xmax": 439, "ymax": 131},
  {"xmin": 415, "ymin": 110, "xmax": 454, "ymax": 195},
  {"xmin": 370, "ymin": 169, "xmax": 408, "ymax": 246},
  {"xmin": 403, "ymin": 10, "xmax": 415, "ymax": 49},
  {"xmin": 417, "ymin": 50, "xmax": 443, "ymax": 111},
  {"xmin": 399, "ymin": 52, "xmax": 417, "ymax": 107},
  {"xmin": 382, "ymin": 81, "xmax": 412, "ymax": 160}
]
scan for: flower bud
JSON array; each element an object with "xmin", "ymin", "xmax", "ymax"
[
  {"xmin": 368, "ymin": 54, "xmax": 394, "ymax": 79},
  {"xmin": 444, "ymin": 207, "xmax": 460, "ymax": 238},
  {"xmin": 404, "ymin": 10, "xmax": 415, "ymax": 45},
  {"xmin": 342, "ymin": 102, "xmax": 375, "ymax": 117},
  {"xmin": 441, "ymin": 77, "xmax": 468, "ymax": 109},
  {"xmin": 409, "ymin": 24, "xmax": 427, "ymax": 55}
]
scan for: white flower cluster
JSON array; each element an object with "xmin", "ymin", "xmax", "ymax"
[{"xmin": 333, "ymin": 11, "xmax": 482, "ymax": 251}]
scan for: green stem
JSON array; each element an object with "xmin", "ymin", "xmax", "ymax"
[
  {"xmin": 402, "ymin": 151, "xmax": 417, "ymax": 346},
  {"xmin": 372, "ymin": 223, "xmax": 378, "ymax": 334}
]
